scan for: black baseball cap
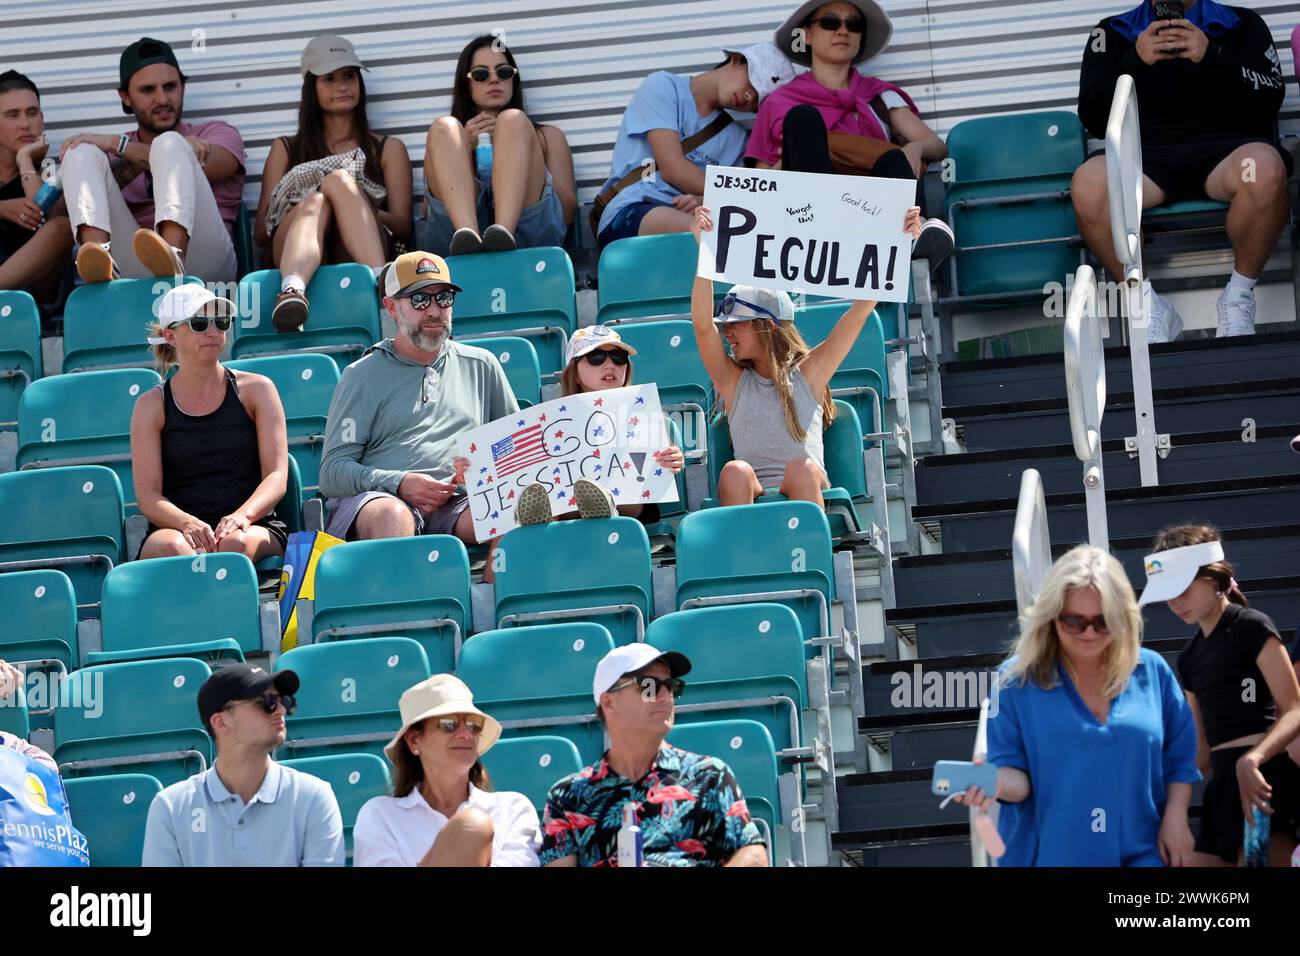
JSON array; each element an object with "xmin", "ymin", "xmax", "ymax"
[
  {"xmin": 119, "ymin": 37, "xmax": 183, "ymax": 91},
  {"xmin": 197, "ymin": 663, "xmax": 299, "ymax": 731}
]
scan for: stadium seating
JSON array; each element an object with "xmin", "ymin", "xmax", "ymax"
[
  {"xmin": 64, "ymin": 773, "xmax": 163, "ymax": 867},
  {"xmin": 793, "ymin": 304, "xmax": 890, "ymax": 426},
  {"xmin": 61, "ymin": 276, "xmax": 199, "ymax": 373},
  {"xmin": 227, "ymin": 353, "xmax": 340, "ymax": 502},
  {"xmin": 493, "ymin": 516, "xmax": 652, "ymax": 645},
  {"xmin": 279, "ymin": 752, "xmax": 391, "ymax": 863},
  {"xmin": 311, "ymin": 536, "xmax": 472, "ymax": 675},
  {"xmin": 674, "ymin": 500, "xmax": 836, "ymax": 642},
  {"xmin": 595, "ymin": 232, "xmax": 701, "ymax": 324},
  {"xmin": 460, "ymin": 336, "xmax": 541, "ymax": 407},
  {"xmin": 16, "ymin": 367, "xmax": 159, "ymax": 513},
  {"xmin": 232, "ymin": 264, "xmax": 380, "ymax": 371},
  {"xmin": 53, "ymin": 657, "xmax": 213, "ymax": 786},
  {"xmin": 0, "ymin": 682, "xmax": 29, "ymax": 739},
  {"xmin": 457, "ymin": 622, "xmax": 613, "ymax": 765},
  {"xmin": 0, "ymin": 290, "xmax": 42, "ymax": 430},
  {"xmin": 88, "ymin": 552, "xmax": 261, "ymax": 666},
  {"xmin": 274, "ymin": 637, "xmax": 430, "ymax": 761},
  {"xmin": 0, "ymin": 568, "xmax": 79, "ymax": 674},
  {"xmin": 0, "ymin": 465, "xmax": 126, "ymax": 618},
  {"xmin": 613, "ymin": 319, "xmax": 712, "ymax": 450},
  {"xmin": 480, "ymin": 735, "xmax": 584, "ymax": 814},
  {"xmin": 442, "ymin": 247, "xmax": 576, "ymax": 376}
]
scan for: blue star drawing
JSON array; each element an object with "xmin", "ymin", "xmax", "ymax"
[
  {"xmin": 553, "ymin": 467, "xmax": 562, "ymax": 475},
  {"xmin": 554, "ymin": 489, "xmax": 567, "ymax": 500},
  {"xmin": 479, "ymin": 466, "xmax": 487, "ymax": 474},
  {"xmin": 476, "ymin": 479, "xmax": 484, "ymax": 487},
  {"xmin": 634, "ymin": 396, "xmax": 645, "ymax": 405},
  {"xmin": 627, "ymin": 430, "xmax": 637, "ymax": 439},
  {"xmin": 553, "ymin": 444, "xmax": 562, "ymax": 452},
  {"xmin": 654, "ymin": 468, "xmax": 663, "ymax": 477},
  {"xmin": 594, "ymin": 464, "xmax": 603, "ymax": 473},
  {"xmin": 611, "ymin": 487, "xmax": 621, "ymax": 497},
  {"xmin": 559, "ymin": 405, "xmax": 566, "ymax": 412},
  {"xmin": 490, "ymin": 511, "xmax": 499, "ymax": 519},
  {"xmin": 517, "ymin": 419, "xmax": 525, "ymax": 427},
  {"xmin": 593, "ymin": 425, "xmax": 604, "ymax": 437}
]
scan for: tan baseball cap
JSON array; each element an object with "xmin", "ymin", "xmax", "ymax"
[
  {"xmin": 384, "ymin": 251, "xmax": 463, "ymax": 297},
  {"xmin": 301, "ymin": 35, "xmax": 368, "ymax": 78}
]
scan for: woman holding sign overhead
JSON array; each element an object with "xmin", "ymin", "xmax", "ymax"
[{"xmin": 689, "ymin": 204, "xmax": 919, "ymax": 507}]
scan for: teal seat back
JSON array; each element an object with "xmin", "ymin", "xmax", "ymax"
[
  {"xmin": 0, "ymin": 290, "xmax": 42, "ymax": 430},
  {"xmin": 0, "ymin": 683, "xmax": 29, "ymax": 738},
  {"xmin": 276, "ymin": 637, "xmax": 430, "ymax": 760},
  {"xmin": 312, "ymin": 536, "xmax": 471, "ymax": 675},
  {"xmin": 947, "ymin": 110, "xmax": 1085, "ymax": 184},
  {"xmin": 793, "ymin": 303, "xmax": 889, "ymax": 402},
  {"xmin": 17, "ymin": 368, "xmax": 159, "ymax": 513},
  {"xmin": 495, "ymin": 517, "xmax": 652, "ymax": 646},
  {"xmin": 480, "ymin": 735, "xmax": 584, "ymax": 814},
  {"xmin": 596, "ymin": 233, "xmax": 703, "ymax": 323},
  {"xmin": 665, "ymin": 718, "xmax": 780, "ymax": 837},
  {"xmin": 53, "ymin": 657, "xmax": 213, "ymax": 785},
  {"xmin": 99, "ymin": 553, "xmax": 259, "ymax": 661},
  {"xmin": 824, "ymin": 400, "xmax": 867, "ymax": 500},
  {"xmin": 445, "ymin": 248, "xmax": 576, "ymax": 375},
  {"xmin": 458, "ymin": 623, "xmax": 614, "ymax": 765},
  {"xmin": 0, "ymin": 466, "xmax": 125, "ymax": 618},
  {"xmin": 62, "ymin": 276, "xmax": 200, "ymax": 373},
  {"xmin": 460, "ymin": 336, "xmax": 541, "ymax": 407},
  {"xmin": 233, "ymin": 265, "xmax": 380, "ymax": 371},
  {"xmin": 615, "ymin": 319, "xmax": 713, "ymax": 452},
  {"xmin": 0, "ymin": 569, "xmax": 79, "ymax": 671},
  {"xmin": 279, "ymin": 753, "xmax": 391, "ymax": 862},
  {"xmin": 65, "ymin": 773, "xmax": 163, "ymax": 867}
]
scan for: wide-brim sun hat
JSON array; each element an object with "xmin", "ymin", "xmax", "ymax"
[
  {"xmin": 565, "ymin": 324, "xmax": 638, "ymax": 366},
  {"xmin": 384, "ymin": 674, "xmax": 502, "ymax": 763},
  {"xmin": 1136, "ymin": 540, "xmax": 1226, "ymax": 607},
  {"xmin": 775, "ymin": 0, "xmax": 893, "ymax": 66}
]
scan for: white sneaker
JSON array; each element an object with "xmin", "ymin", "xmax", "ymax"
[
  {"xmin": 1142, "ymin": 285, "xmax": 1183, "ymax": 344},
  {"xmin": 1216, "ymin": 286, "xmax": 1256, "ymax": 337}
]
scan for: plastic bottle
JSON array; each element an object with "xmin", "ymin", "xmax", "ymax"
[
  {"xmin": 34, "ymin": 165, "xmax": 62, "ymax": 216},
  {"xmin": 1243, "ymin": 806, "xmax": 1270, "ymax": 867},
  {"xmin": 474, "ymin": 132, "xmax": 493, "ymax": 184},
  {"xmin": 616, "ymin": 803, "xmax": 642, "ymax": 868}
]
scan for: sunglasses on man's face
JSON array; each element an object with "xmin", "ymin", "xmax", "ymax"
[
  {"xmin": 467, "ymin": 65, "xmax": 518, "ymax": 83},
  {"xmin": 1057, "ymin": 613, "xmax": 1111, "ymax": 637},
  {"xmin": 435, "ymin": 714, "xmax": 486, "ymax": 735},
  {"xmin": 583, "ymin": 349, "xmax": 629, "ymax": 367},
  {"xmin": 176, "ymin": 314, "xmax": 232, "ymax": 334},
  {"xmin": 404, "ymin": 289, "xmax": 457, "ymax": 310},
  {"xmin": 226, "ymin": 692, "xmax": 296, "ymax": 716},
  {"xmin": 611, "ymin": 674, "xmax": 686, "ymax": 700},
  {"xmin": 810, "ymin": 14, "xmax": 866, "ymax": 33}
]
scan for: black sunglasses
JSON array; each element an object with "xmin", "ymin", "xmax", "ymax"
[
  {"xmin": 811, "ymin": 14, "xmax": 866, "ymax": 33},
  {"xmin": 611, "ymin": 674, "xmax": 686, "ymax": 700},
  {"xmin": 467, "ymin": 65, "xmax": 518, "ymax": 83},
  {"xmin": 403, "ymin": 289, "xmax": 457, "ymax": 310},
  {"xmin": 226, "ymin": 692, "xmax": 296, "ymax": 716},
  {"xmin": 583, "ymin": 349, "xmax": 630, "ymax": 367},
  {"xmin": 181, "ymin": 314, "xmax": 232, "ymax": 334},
  {"xmin": 1057, "ymin": 614, "xmax": 1110, "ymax": 637}
]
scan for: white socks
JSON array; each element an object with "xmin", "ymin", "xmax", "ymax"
[
  {"xmin": 1227, "ymin": 270, "xmax": 1257, "ymax": 293},
  {"xmin": 281, "ymin": 273, "xmax": 306, "ymax": 294}
]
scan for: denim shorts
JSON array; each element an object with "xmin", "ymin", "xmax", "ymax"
[
  {"xmin": 597, "ymin": 200, "xmax": 662, "ymax": 249},
  {"xmin": 416, "ymin": 175, "xmax": 566, "ymax": 255}
]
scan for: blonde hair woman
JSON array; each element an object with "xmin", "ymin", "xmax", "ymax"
[{"xmin": 954, "ymin": 545, "xmax": 1201, "ymax": 867}]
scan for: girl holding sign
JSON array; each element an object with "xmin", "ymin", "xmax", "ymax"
[{"xmin": 690, "ymin": 203, "xmax": 918, "ymax": 506}]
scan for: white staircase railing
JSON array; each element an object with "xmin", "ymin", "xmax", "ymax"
[{"xmin": 1064, "ymin": 264, "xmax": 1110, "ymax": 549}]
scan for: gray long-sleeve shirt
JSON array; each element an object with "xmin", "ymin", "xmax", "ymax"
[{"xmin": 319, "ymin": 339, "xmax": 519, "ymax": 499}]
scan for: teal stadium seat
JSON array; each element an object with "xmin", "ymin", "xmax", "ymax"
[
  {"xmin": 233, "ymin": 264, "xmax": 380, "ymax": 371},
  {"xmin": 16, "ymin": 367, "xmax": 159, "ymax": 514},
  {"xmin": 62, "ymin": 276, "xmax": 200, "ymax": 373},
  {"xmin": 460, "ymin": 336, "xmax": 541, "ymax": 408},
  {"xmin": 53, "ymin": 657, "xmax": 213, "ymax": 786},
  {"xmin": 793, "ymin": 303, "xmax": 889, "ymax": 406},
  {"xmin": 457, "ymin": 622, "xmax": 614, "ymax": 765},
  {"xmin": 480, "ymin": 735, "xmax": 584, "ymax": 814},
  {"xmin": 227, "ymin": 353, "xmax": 339, "ymax": 502},
  {"xmin": 311, "ymin": 536, "xmax": 472, "ymax": 675},
  {"xmin": 675, "ymin": 500, "xmax": 835, "ymax": 641},
  {"xmin": 494, "ymin": 517, "xmax": 652, "ymax": 645},
  {"xmin": 275, "ymin": 637, "xmax": 430, "ymax": 761},
  {"xmin": 0, "ymin": 466, "xmax": 126, "ymax": 619},
  {"xmin": 0, "ymin": 682, "xmax": 29, "ymax": 739},
  {"xmin": 64, "ymin": 773, "xmax": 163, "ymax": 867},
  {"xmin": 87, "ymin": 553, "xmax": 260, "ymax": 667},
  {"xmin": 0, "ymin": 290, "xmax": 42, "ymax": 430},
  {"xmin": 596, "ymin": 232, "xmax": 704, "ymax": 324},
  {"xmin": 614, "ymin": 319, "xmax": 712, "ymax": 453},
  {"xmin": 443, "ymin": 248, "xmax": 576, "ymax": 377},
  {"xmin": 0, "ymin": 569, "xmax": 79, "ymax": 674},
  {"xmin": 944, "ymin": 111, "xmax": 1085, "ymax": 302},
  {"xmin": 279, "ymin": 752, "xmax": 391, "ymax": 863}
]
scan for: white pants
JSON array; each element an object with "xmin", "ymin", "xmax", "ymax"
[{"xmin": 63, "ymin": 130, "xmax": 237, "ymax": 283}]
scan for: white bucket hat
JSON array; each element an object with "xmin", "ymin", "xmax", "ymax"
[
  {"xmin": 384, "ymin": 674, "xmax": 502, "ymax": 763},
  {"xmin": 1136, "ymin": 540, "xmax": 1226, "ymax": 607}
]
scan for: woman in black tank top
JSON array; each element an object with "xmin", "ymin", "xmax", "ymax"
[
  {"xmin": 1140, "ymin": 525, "xmax": 1300, "ymax": 866},
  {"xmin": 131, "ymin": 285, "xmax": 290, "ymax": 561}
]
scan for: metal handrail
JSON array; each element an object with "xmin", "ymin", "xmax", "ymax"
[
  {"xmin": 1063, "ymin": 265, "xmax": 1110, "ymax": 549},
  {"xmin": 1011, "ymin": 468, "xmax": 1051, "ymax": 620}
]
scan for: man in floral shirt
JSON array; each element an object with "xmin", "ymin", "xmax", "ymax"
[{"xmin": 539, "ymin": 644, "xmax": 768, "ymax": 867}]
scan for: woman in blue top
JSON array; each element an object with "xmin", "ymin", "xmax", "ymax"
[{"xmin": 955, "ymin": 545, "xmax": 1201, "ymax": 866}]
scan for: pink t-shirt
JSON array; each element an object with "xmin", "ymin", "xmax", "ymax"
[{"xmin": 120, "ymin": 119, "xmax": 246, "ymax": 232}]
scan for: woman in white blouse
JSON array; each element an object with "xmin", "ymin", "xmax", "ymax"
[{"xmin": 353, "ymin": 674, "xmax": 540, "ymax": 867}]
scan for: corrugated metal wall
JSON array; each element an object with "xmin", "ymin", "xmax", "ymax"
[{"xmin": 5, "ymin": 0, "xmax": 1300, "ymax": 207}]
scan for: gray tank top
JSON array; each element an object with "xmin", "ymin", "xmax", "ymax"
[{"xmin": 727, "ymin": 366, "xmax": 824, "ymax": 489}]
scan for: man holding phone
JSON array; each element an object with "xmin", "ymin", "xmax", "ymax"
[{"xmin": 1072, "ymin": 0, "xmax": 1288, "ymax": 341}]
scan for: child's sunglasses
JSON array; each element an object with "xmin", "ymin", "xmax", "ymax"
[{"xmin": 583, "ymin": 350, "xmax": 630, "ymax": 367}]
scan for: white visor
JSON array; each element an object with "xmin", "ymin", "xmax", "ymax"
[{"xmin": 1136, "ymin": 540, "xmax": 1225, "ymax": 607}]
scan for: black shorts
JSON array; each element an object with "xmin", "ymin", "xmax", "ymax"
[
  {"xmin": 1141, "ymin": 137, "xmax": 1291, "ymax": 205},
  {"xmin": 1196, "ymin": 745, "xmax": 1300, "ymax": 862},
  {"xmin": 146, "ymin": 516, "xmax": 289, "ymax": 553}
]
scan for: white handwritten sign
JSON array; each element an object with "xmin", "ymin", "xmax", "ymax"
[
  {"xmin": 456, "ymin": 384, "xmax": 679, "ymax": 540},
  {"xmin": 697, "ymin": 165, "xmax": 914, "ymax": 303}
]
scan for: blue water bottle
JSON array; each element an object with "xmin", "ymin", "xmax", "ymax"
[
  {"xmin": 1243, "ymin": 806, "xmax": 1270, "ymax": 867},
  {"xmin": 34, "ymin": 165, "xmax": 62, "ymax": 216},
  {"xmin": 474, "ymin": 132, "xmax": 493, "ymax": 184}
]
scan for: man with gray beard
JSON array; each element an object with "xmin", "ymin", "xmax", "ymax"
[{"xmin": 319, "ymin": 252, "xmax": 518, "ymax": 576}]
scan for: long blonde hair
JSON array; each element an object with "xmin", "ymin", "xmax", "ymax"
[
  {"xmin": 735, "ymin": 320, "xmax": 836, "ymax": 441},
  {"xmin": 1004, "ymin": 544, "xmax": 1142, "ymax": 700}
]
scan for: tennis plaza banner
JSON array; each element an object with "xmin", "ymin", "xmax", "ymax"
[
  {"xmin": 697, "ymin": 165, "xmax": 914, "ymax": 303},
  {"xmin": 456, "ymin": 384, "xmax": 679, "ymax": 540}
]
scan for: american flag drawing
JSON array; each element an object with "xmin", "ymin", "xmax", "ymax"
[{"xmin": 490, "ymin": 423, "xmax": 549, "ymax": 477}]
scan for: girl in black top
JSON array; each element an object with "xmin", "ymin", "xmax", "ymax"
[
  {"xmin": 131, "ymin": 285, "xmax": 289, "ymax": 561},
  {"xmin": 1141, "ymin": 524, "xmax": 1300, "ymax": 866}
]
